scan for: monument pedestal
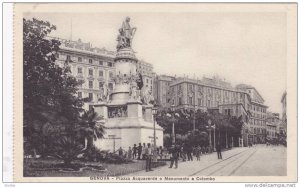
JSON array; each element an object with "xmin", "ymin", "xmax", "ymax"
[
  {"xmin": 94, "ymin": 100, "xmax": 164, "ymax": 151},
  {"xmin": 93, "ymin": 37, "xmax": 164, "ymax": 151}
]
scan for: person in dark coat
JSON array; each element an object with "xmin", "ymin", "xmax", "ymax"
[
  {"xmin": 186, "ymin": 144, "xmax": 193, "ymax": 161},
  {"xmin": 145, "ymin": 143, "xmax": 153, "ymax": 172},
  {"xmin": 169, "ymin": 145, "xmax": 179, "ymax": 169},
  {"xmin": 216, "ymin": 143, "xmax": 222, "ymax": 159},
  {"xmin": 137, "ymin": 143, "xmax": 142, "ymax": 160},
  {"xmin": 133, "ymin": 144, "xmax": 137, "ymax": 159}
]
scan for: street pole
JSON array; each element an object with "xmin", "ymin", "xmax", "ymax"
[
  {"xmin": 152, "ymin": 107, "xmax": 158, "ymax": 162},
  {"xmin": 209, "ymin": 129, "xmax": 212, "ymax": 153},
  {"xmin": 172, "ymin": 118, "xmax": 175, "ymax": 145},
  {"xmin": 171, "ymin": 105, "xmax": 175, "ymax": 145},
  {"xmin": 193, "ymin": 86, "xmax": 196, "ymax": 131},
  {"xmin": 193, "ymin": 108, "xmax": 196, "ymax": 131},
  {"xmin": 213, "ymin": 127, "xmax": 216, "ymax": 151},
  {"xmin": 153, "ymin": 115, "xmax": 157, "ymax": 161}
]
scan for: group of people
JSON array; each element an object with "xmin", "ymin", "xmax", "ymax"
[
  {"xmin": 116, "ymin": 142, "xmax": 223, "ymax": 172},
  {"xmin": 168, "ymin": 142, "xmax": 223, "ymax": 169},
  {"xmin": 116, "ymin": 143, "xmax": 167, "ymax": 172}
]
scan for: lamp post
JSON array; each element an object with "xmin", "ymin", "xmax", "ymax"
[
  {"xmin": 193, "ymin": 105, "xmax": 198, "ymax": 131},
  {"xmin": 206, "ymin": 119, "xmax": 213, "ymax": 153},
  {"xmin": 171, "ymin": 104, "xmax": 176, "ymax": 145},
  {"xmin": 152, "ymin": 106, "xmax": 158, "ymax": 162},
  {"xmin": 212, "ymin": 124, "xmax": 216, "ymax": 151}
]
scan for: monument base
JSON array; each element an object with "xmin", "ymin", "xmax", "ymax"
[{"xmin": 94, "ymin": 117, "xmax": 164, "ymax": 152}]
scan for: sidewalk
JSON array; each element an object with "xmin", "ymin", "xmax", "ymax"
[{"xmin": 125, "ymin": 147, "xmax": 248, "ymax": 176}]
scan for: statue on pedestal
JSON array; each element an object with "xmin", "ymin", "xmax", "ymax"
[{"xmin": 116, "ymin": 17, "xmax": 137, "ymax": 51}]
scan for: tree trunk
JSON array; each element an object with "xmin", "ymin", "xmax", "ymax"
[
  {"xmin": 87, "ymin": 137, "xmax": 93, "ymax": 150},
  {"xmin": 64, "ymin": 159, "xmax": 71, "ymax": 167},
  {"xmin": 225, "ymin": 130, "xmax": 228, "ymax": 148}
]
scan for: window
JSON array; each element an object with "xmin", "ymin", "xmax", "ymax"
[
  {"xmin": 189, "ymin": 84, "xmax": 193, "ymax": 91},
  {"xmin": 78, "ymin": 92, "xmax": 82, "ymax": 98},
  {"xmin": 89, "ymin": 69, "xmax": 93, "ymax": 76},
  {"xmin": 198, "ymin": 98, "xmax": 202, "ymax": 106},
  {"xmin": 207, "ymin": 100, "xmax": 210, "ymax": 107},
  {"xmin": 99, "ymin": 70, "xmax": 104, "ymax": 77},
  {"xmin": 99, "ymin": 82, "xmax": 103, "ymax": 89},
  {"xmin": 99, "ymin": 61, "xmax": 103, "ymax": 66},
  {"xmin": 108, "ymin": 62, "xmax": 113, "ymax": 67},
  {"xmin": 66, "ymin": 55, "xmax": 71, "ymax": 61},
  {"xmin": 88, "ymin": 81, "xmax": 93, "ymax": 89},
  {"xmin": 89, "ymin": 59, "xmax": 93, "ymax": 64},
  {"xmin": 88, "ymin": 93, "xmax": 93, "ymax": 101},
  {"xmin": 151, "ymin": 80, "xmax": 152, "ymax": 84},
  {"xmin": 77, "ymin": 79, "xmax": 83, "ymax": 88},
  {"xmin": 189, "ymin": 97, "xmax": 193, "ymax": 105},
  {"xmin": 109, "ymin": 72, "xmax": 114, "ymax": 78},
  {"xmin": 77, "ymin": 67, "xmax": 82, "ymax": 74},
  {"xmin": 178, "ymin": 85, "xmax": 182, "ymax": 91},
  {"xmin": 108, "ymin": 83, "xmax": 113, "ymax": 90},
  {"xmin": 78, "ymin": 57, "xmax": 82, "ymax": 62},
  {"xmin": 179, "ymin": 97, "xmax": 182, "ymax": 105}
]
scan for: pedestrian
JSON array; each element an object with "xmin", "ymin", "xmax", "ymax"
[
  {"xmin": 137, "ymin": 143, "xmax": 142, "ymax": 160},
  {"xmin": 127, "ymin": 147, "xmax": 132, "ymax": 159},
  {"xmin": 181, "ymin": 143, "xmax": 187, "ymax": 162},
  {"xmin": 196, "ymin": 145, "xmax": 201, "ymax": 161},
  {"xmin": 133, "ymin": 144, "xmax": 137, "ymax": 159},
  {"xmin": 187, "ymin": 144, "xmax": 193, "ymax": 161},
  {"xmin": 118, "ymin": 147, "xmax": 124, "ymax": 157},
  {"xmin": 169, "ymin": 145, "xmax": 179, "ymax": 169},
  {"xmin": 142, "ymin": 143, "xmax": 146, "ymax": 160},
  {"xmin": 201, "ymin": 146, "xmax": 205, "ymax": 155},
  {"xmin": 158, "ymin": 146, "xmax": 163, "ymax": 160},
  {"xmin": 145, "ymin": 143, "xmax": 153, "ymax": 172},
  {"xmin": 216, "ymin": 143, "xmax": 222, "ymax": 159}
]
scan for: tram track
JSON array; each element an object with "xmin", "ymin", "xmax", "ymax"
[{"xmin": 190, "ymin": 148, "xmax": 257, "ymax": 176}]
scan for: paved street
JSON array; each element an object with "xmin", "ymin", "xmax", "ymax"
[{"xmin": 127, "ymin": 145, "xmax": 286, "ymax": 176}]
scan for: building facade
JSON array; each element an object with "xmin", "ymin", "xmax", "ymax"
[
  {"xmin": 266, "ymin": 112, "xmax": 281, "ymax": 140},
  {"xmin": 153, "ymin": 75, "xmax": 176, "ymax": 107},
  {"xmin": 55, "ymin": 38, "xmax": 156, "ymax": 110},
  {"xmin": 136, "ymin": 60, "xmax": 155, "ymax": 93},
  {"xmin": 55, "ymin": 38, "xmax": 116, "ymax": 110},
  {"xmin": 160, "ymin": 76, "xmax": 268, "ymax": 145},
  {"xmin": 280, "ymin": 91, "xmax": 287, "ymax": 134}
]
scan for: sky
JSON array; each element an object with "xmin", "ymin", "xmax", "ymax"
[{"xmin": 24, "ymin": 12, "xmax": 287, "ymax": 114}]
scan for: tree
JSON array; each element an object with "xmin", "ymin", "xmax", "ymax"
[
  {"xmin": 51, "ymin": 135, "xmax": 85, "ymax": 166},
  {"xmin": 75, "ymin": 109, "xmax": 105, "ymax": 149},
  {"xmin": 23, "ymin": 18, "xmax": 84, "ymax": 156}
]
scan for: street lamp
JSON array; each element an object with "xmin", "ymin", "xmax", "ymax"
[
  {"xmin": 193, "ymin": 105, "xmax": 198, "ymax": 131},
  {"xmin": 212, "ymin": 124, "xmax": 216, "ymax": 151},
  {"xmin": 171, "ymin": 104, "xmax": 176, "ymax": 145},
  {"xmin": 206, "ymin": 119, "xmax": 214, "ymax": 153},
  {"xmin": 152, "ymin": 106, "xmax": 158, "ymax": 161}
]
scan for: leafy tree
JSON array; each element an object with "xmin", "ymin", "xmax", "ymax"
[{"xmin": 23, "ymin": 18, "xmax": 84, "ymax": 156}]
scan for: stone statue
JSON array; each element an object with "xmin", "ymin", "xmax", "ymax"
[
  {"xmin": 97, "ymin": 88, "xmax": 105, "ymax": 102},
  {"xmin": 116, "ymin": 17, "xmax": 136, "ymax": 51}
]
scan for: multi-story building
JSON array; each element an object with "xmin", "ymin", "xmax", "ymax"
[
  {"xmin": 153, "ymin": 75, "xmax": 176, "ymax": 107},
  {"xmin": 280, "ymin": 91, "xmax": 287, "ymax": 134},
  {"xmin": 55, "ymin": 38, "xmax": 116, "ymax": 110},
  {"xmin": 266, "ymin": 112, "xmax": 281, "ymax": 140},
  {"xmin": 54, "ymin": 38, "xmax": 156, "ymax": 110},
  {"xmin": 236, "ymin": 84, "xmax": 268, "ymax": 144},
  {"xmin": 161, "ymin": 76, "xmax": 268, "ymax": 145},
  {"xmin": 136, "ymin": 60, "xmax": 154, "ymax": 93}
]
